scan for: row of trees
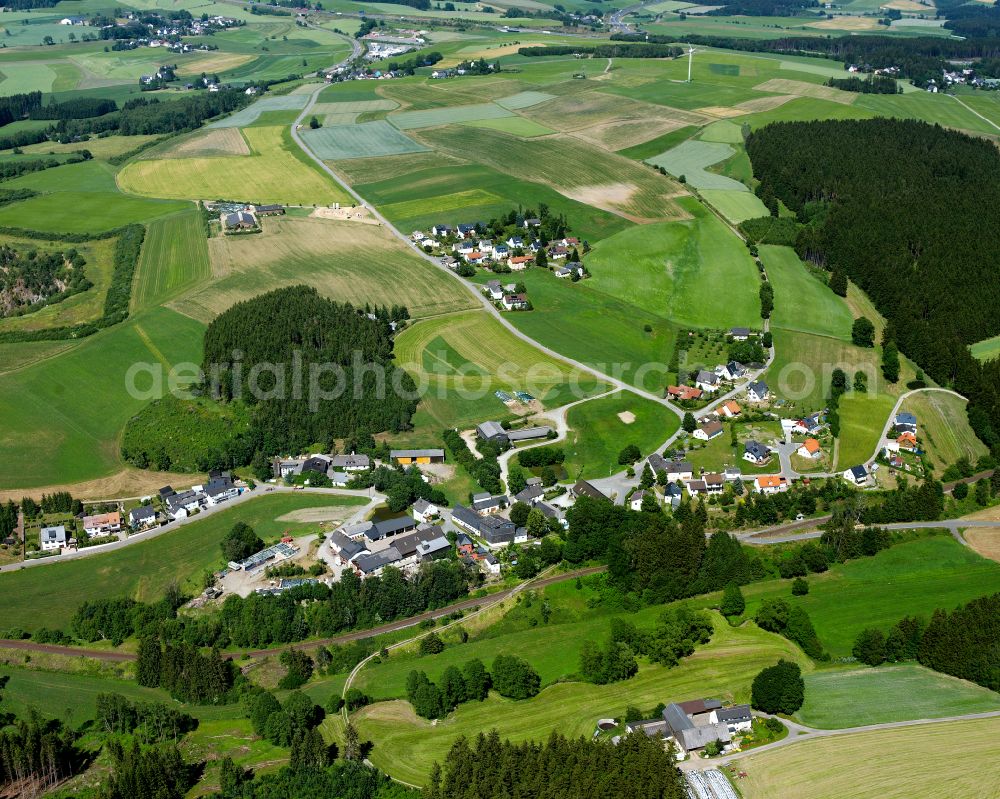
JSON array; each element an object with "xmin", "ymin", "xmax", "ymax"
[
  {"xmin": 443, "ymin": 427, "xmax": 503, "ymax": 495},
  {"xmin": 135, "ymin": 638, "xmax": 237, "ymax": 704},
  {"xmin": 405, "ymin": 659, "xmax": 492, "ymax": 719}
]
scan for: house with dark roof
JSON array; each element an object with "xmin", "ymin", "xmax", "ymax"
[
  {"xmin": 204, "ymin": 476, "xmax": 239, "ymax": 506},
  {"xmin": 894, "ymin": 412, "xmax": 917, "ymax": 434},
  {"xmin": 411, "ymin": 498, "xmax": 439, "ymax": 522},
  {"xmin": 328, "ymin": 531, "xmax": 368, "ymax": 565},
  {"xmin": 450, "ymin": 504, "xmax": 482, "ymax": 534},
  {"xmin": 364, "ymin": 515, "xmax": 417, "ymax": 541},
  {"xmin": 472, "ymin": 494, "xmax": 507, "ymax": 514},
  {"xmin": 507, "ymin": 426, "xmax": 553, "ymax": 443},
  {"xmin": 695, "ymin": 370, "xmax": 719, "ymax": 391},
  {"xmin": 166, "ymin": 490, "xmax": 202, "ymax": 519},
  {"xmin": 331, "ymin": 453, "xmax": 370, "ymax": 471},
  {"xmin": 626, "ymin": 699, "xmax": 735, "ymax": 757},
  {"xmin": 730, "ymin": 327, "xmax": 751, "ymax": 341},
  {"xmin": 514, "ymin": 484, "xmax": 544, "ymax": 505},
  {"xmin": 743, "ymin": 440, "xmax": 771, "ymax": 465},
  {"xmin": 476, "ymin": 421, "xmax": 508, "ymax": 443},
  {"xmin": 843, "ymin": 465, "xmax": 869, "ymax": 485},
  {"xmin": 747, "ymin": 380, "xmax": 770, "ymax": 403},
  {"xmin": 354, "ymin": 547, "xmax": 402, "ymax": 578},
  {"xmin": 710, "ymin": 704, "xmax": 753, "ymax": 733},
  {"xmin": 570, "ymin": 480, "xmax": 608, "ymax": 502},
  {"xmin": 664, "ymin": 483, "xmax": 683, "ymax": 509},
  {"xmin": 479, "ymin": 515, "xmax": 516, "ymax": 547},
  {"xmin": 301, "ymin": 455, "xmax": 332, "ymax": 476},
  {"xmin": 129, "ymin": 505, "xmax": 158, "ymax": 530}
]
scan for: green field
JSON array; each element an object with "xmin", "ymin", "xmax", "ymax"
[
  {"xmin": 646, "ymin": 139, "xmax": 747, "ymax": 191},
  {"xmin": 900, "ymin": 390, "xmax": 987, "ymax": 469},
  {"xmin": 0, "ymin": 306, "xmax": 206, "ymax": 489},
  {"xmin": 585, "ymin": 197, "xmax": 761, "ymax": 329},
  {"xmin": 394, "ymin": 310, "xmax": 606, "ymax": 429},
  {"xmin": 460, "ymin": 116, "xmax": 555, "ymax": 137},
  {"xmin": 305, "ymin": 121, "xmax": 430, "ymax": 160},
  {"xmin": 179, "ymin": 216, "xmax": 475, "ymax": 322},
  {"xmin": 970, "ymin": 332, "xmax": 1000, "ymax": 363},
  {"xmin": 389, "ymin": 102, "xmax": 515, "ymax": 130},
  {"xmin": 762, "ymin": 245, "xmax": 853, "ymax": 340},
  {"xmin": 740, "ymin": 716, "xmax": 1000, "ymax": 799},
  {"xmin": 119, "ymin": 126, "xmax": 350, "ymax": 206},
  {"xmin": 797, "ymin": 664, "xmax": 1000, "ymax": 729},
  {"xmin": 495, "ymin": 91, "xmax": 556, "ymax": 109},
  {"xmin": 132, "ymin": 209, "xmax": 211, "ymax": 310},
  {"xmin": 836, "ymin": 390, "xmax": 897, "ymax": 468},
  {"xmin": 355, "ymin": 614, "xmax": 807, "ymax": 786},
  {"xmin": 563, "ymin": 391, "xmax": 680, "ymax": 480},
  {"xmin": 699, "ymin": 188, "xmax": 771, "ymax": 223},
  {"xmin": 0, "ymin": 493, "xmax": 365, "ymax": 631},
  {"xmin": 206, "ymin": 94, "xmax": 309, "ymax": 128},
  {"xmin": 728, "ymin": 535, "xmax": 1000, "ymax": 658}
]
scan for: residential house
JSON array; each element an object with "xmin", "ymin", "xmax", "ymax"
[
  {"xmin": 797, "ymin": 438, "xmax": 822, "ymax": 459},
  {"xmin": 746, "ymin": 380, "xmax": 770, "ymax": 403},
  {"xmin": 629, "ymin": 490, "xmax": 648, "ymax": 511},
  {"xmin": 301, "ymin": 455, "xmax": 332, "ymax": 476},
  {"xmin": 329, "ymin": 471, "xmax": 350, "ymax": 487},
  {"xmin": 453, "ymin": 240, "xmax": 474, "ymax": 255},
  {"xmin": 274, "ymin": 459, "xmax": 301, "ymax": 478},
  {"xmin": 548, "ymin": 245, "xmax": 569, "ymax": 260},
  {"xmin": 509, "ymin": 255, "xmax": 533, "ymax": 271},
  {"xmin": 628, "ymin": 700, "xmax": 732, "ymax": 757},
  {"xmin": 704, "ymin": 472, "xmax": 725, "ymax": 494},
  {"xmin": 710, "ymin": 705, "xmax": 753, "ymax": 734},
  {"xmin": 666, "ymin": 385, "xmax": 703, "ymax": 402},
  {"xmin": 502, "ymin": 293, "xmax": 530, "ymax": 311},
  {"xmin": 897, "ymin": 431, "xmax": 918, "ymax": 452},
  {"xmin": 485, "ymin": 280, "xmax": 504, "ymax": 301},
  {"xmin": 514, "ymin": 484, "xmax": 545, "ymax": 505},
  {"xmin": 686, "ymin": 479, "xmax": 708, "ymax": 497},
  {"xmin": 466, "ymin": 251, "xmax": 488, "ymax": 266},
  {"xmin": 354, "ymin": 547, "xmax": 402, "ymax": 578},
  {"xmin": 554, "ymin": 266, "xmax": 572, "ymax": 278},
  {"xmin": 482, "ymin": 552, "xmax": 501, "ymax": 576},
  {"xmin": 719, "ymin": 400, "xmax": 741, "ymax": 418},
  {"xmin": 472, "ymin": 493, "xmax": 507, "ymax": 514},
  {"xmin": 664, "ymin": 483, "xmax": 683, "ymax": 509},
  {"xmin": 720, "ymin": 361, "xmax": 746, "ymax": 381},
  {"xmin": 431, "ymin": 223, "xmax": 453, "ymax": 237},
  {"xmin": 411, "ymin": 498, "xmax": 439, "ymax": 522},
  {"xmin": 450, "ymin": 504, "xmax": 482, "ymax": 534},
  {"xmin": 570, "ymin": 480, "xmax": 609, "ymax": 502},
  {"xmin": 695, "ymin": 370, "xmax": 720, "ymax": 392},
  {"xmin": 480, "ymin": 515, "xmax": 517, "ymax": 547},
  {"xmin": 328, "ymin": 531, "xmax": 368, "ymax": 566},
  {"xmin": 843, "ymin": 465, "xmax": 869, "ymax": 485},
  {"xmin": 755, "ymin": 475, "xmax": 788, "ymax": 495},
  {"xmin": 223, "ymin": 210, "xmax": 257, "ymax": 230},
  {"xmin": 166, "ymin": 490, "xmax": 202, "ymax": 519},
  {"xmin": 506, "ymin": 236, "xmax": 524, "ymax": 249},
  {"xmin": 129, "ymin": 505, "xmax": 158, "ymax": 530},
  {"xmin": 743, "ymin": 441, "xmax": 771, "ymax": 466},
  {"xmin": 492, "ymin": 243, "xmax": 510, "ymax": 260},
  {"xmin": 331, "ymin": 453, "xmax": 370, "ymax": 471},
  {"xmin": 730, "ymin": 327, "xmax": 751, "ymax": 341},
  {"xmin": 204, "ymin": 476, "xmax": 239, "ymax": 506},
  {"xmin": 694, "ymin": 421, "xmax": 724, "ymax": 441},
  {"xmin": 391, "ymin": 449, "xmax": 445, "ymax": 464},
  {"xmin": 40, "ymin": 525, "xmax": 67, "ymax": 552},
  {"xmin": 457, "ymin": 223, "xmax": 479, "ymax": 238},
  {"xmin": 415, "ymin": 536, "xmax": 451, "ymax": 561},
  {"xmin": 894, "ymin": 412, "xmax": 917, "ymax": 434},
  {"xmin": 83, "ymin": 512, "xmax": 122, "ymax": 537},
  {"xmin": 724, "ymin": 467, "xmax": 743, "ymax": 483},
  {"xmin": 522, "ymin": 218, "xmax": 541, "ymax": 228}
]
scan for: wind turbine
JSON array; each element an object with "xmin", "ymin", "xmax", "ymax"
[{"xmin": 687, "ymin": 46, "xmax": 694, "ymax": 82}]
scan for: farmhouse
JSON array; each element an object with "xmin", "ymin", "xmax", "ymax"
[
  {"xmin": 743, "ymin": 441, "xmax": 771, "ymax": 465},
  {"xmin": 515, "ymin": 484, "xmax": 545, "ymax": 505},
  {"xmin": 695, "ymin": 370, "xmax": 720, "ymax": 392},
  {"xmin": 711, "ymin": 705, "xmax": 753, "ymax": 734},
  {"xmin": 223, "ymin": 210, "xmax": 257, "ymax": 230},
  {"xmin": 472, "ymin": 493, "xmax": 507, "ymax": 514},
  {"xmin": 509, "ymin": 255, "xmax": 533, "ymax": 271},
  {"xmin": 694, "ymin": 421, "xmax": 724, "ymax": 441},
  {"xmin": 83, "ymin": 511, "xmax": 122, "ymax": 537},
  {"xmin": 627, "ymin": 699, "xmax": 736, "ymax": 757},
  {"xmin": 746, "ymin": 380, "xmax": 770, "ymax": 403},
  {"xmin": 450, "ymin": 504, "xmax": 482, "ymax": 535},
  {"xmin": 355, "ymin": 547, "xmax": 402, "ymax": 578},
  {"xmin": 755, "ymin": 475, "xmax": 788, "ymax": 494},
  {"xmin": 301, "ymin": 455, "xmax": 332, "ymax": 477},
  {"xmin": 480, "ymin": 515, "xmax": 518, "ymax": 547},
  {"xmin": 797, "ymin": 438, "xmax": 822, "ymax": 459},
  {"xmin": 844, "ymin": 465, "xmax": 869, "ymax": 485},
  {"xmin": 391, "ymin": 449, "xmax": 445, "ymax": 465},
  {"xmin": 411, "ymin": 498, "xmax": 439, "ymax": 522},
  {"xmin": 331, "ymin": 453, "xmax": 370, "ymax": 471},
  {"xmin": 477, "ymin": 421, "xmax": 508, "ymax": 443},
  {"xmin": 129, "ymin": 505, "xmax": 158, "ymax": 530},
  {"xmin": 666, "ymin": 385, "xmax": 703, "ymax": 402},
  {"xmin": 364, "ymin": 515, "xmax": 418, "ymax": 542},
  {"xmin": 40, "ymin": 525, "xmax": 67, "ymax": 552},
  {"xmin": 328, "ymin": 531, "xmax": 368, "ymax": 566}
]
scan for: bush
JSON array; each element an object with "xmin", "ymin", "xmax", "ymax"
[
  {"xmin": 419, "ymin": 632, "xmax": 445, "ymax": 655},
  {"xmin": 491, "ymin": 654, "xmax": 540, "ymax": 700},
  {"xmin": 791, "ymin": 577, "xmax": 809, "ymax": 596}
]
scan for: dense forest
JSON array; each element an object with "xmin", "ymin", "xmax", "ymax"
[
  {"xmin": 825, "ymin": 74, "xmax": 900, "ymax": 94},
  {"xmin": 745, "ymin": 119, "xmax": 1000, "ymax": 455},
  {"xmin": 425, "ymin": 730, "xmax": 687, "ymax": 799},
  {"xmin": 706, "ymin": 0, "xmax": 817, "ymax": 16},
  {"xmin": 0, "ymin": 244, "xmax": 89, "ymax": 317}
]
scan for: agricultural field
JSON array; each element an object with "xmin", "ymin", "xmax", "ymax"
[
  {"xmin": 739, "ymin": 716, "xmax": 1000, "ymax": 799},
  {"xmin": 900, "ymin": 390, "xmax": 987, "ymax": 469},
  {"xmin": 563, "ymin": 392, "xmax": 680, "ymax": 480},
  {"xmin": 9, "ymin": 134, "xmax": 162, "ymax": 160},
  {"xmin": 0, "ymin": 492, "xmax": 365, "ymax": 631},
  {"xmin": 796, "ymin": 664, "xmax": 1000, "ymax": 729},
  {"xmin": 761, "ymin": 245, "xmax": 853, "ymax": 340},
  {"xmin": 119, "ymin": 126, "xmax": 350, "ymax": 206},
  {"xmin": 727, "ymin": 535, "xmax": 1000, "ymax": 658},
  {"xmin": 646, "ymin": 139, "xmax": 748, "ymax": 191},
  {"xmin": 131, "ymin": 208, "xmax": 211, "ymax": 310},
  {"xmin": 354, "ymin": 614, "xmax": 808, "ymax": 786},
  {"xmin": 305, "ymin": 120, "xmax": 430, "ymax": 160},
  {"xmin": 698, "ymin": 189, "xmax": 770, "ymax": 223},
  {"xmin": 179, "ymin": 216, "xmax": 475, "ymax": 322},
  {"xmin": 585, "ymin": 197, "xmax": 761, "ymax": 329},
  {"xmin": 394, "ymin": 310, "xmax": 606, "ymax": 430},
  {"xmin": 0, "ymin": 306, "xmax": 206, "ymax": 489}
]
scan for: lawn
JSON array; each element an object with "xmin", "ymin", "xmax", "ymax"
[
  {"xmin": 563, "ymin": 391, "xmax": 680, "ymax": 481},
  {"xmin": 179, "ymin": 216, "xmax": 475, "ymax": 322},
  {"xmin": 761, "ymin": 245, "xmax": 853, "ymax": 340},
  {"xmin": 0, "ymin": 306, "xmax": 206, "ymax": 489},
  {"xmin": 304, "ymin": 121, "xmax": 430, "ymax": 160},
  {"xmin": 131, "ymin": 208, "xmax": 211, "ymax": 310},
  {"xmin": 394, "ymin": 309, "xmax": 606, "ymax": 430},
  {"xmin": 354, "ymin": 615, "xmax": 807, "ymax": 786},
  {"xmin": 646, "ymin": 139, "xmax": 747, "ymax": 191},
  {"xmin": 797, "ymin": 664, "xmax": 1000, "ymax": 729},
  {"xmin": 900, "ymin": 390, "xmax": 987, "ymax": 470},
  {"xmin": 585, "ymin": 197, "xmax": 761, "ymax": 329},
  {"xmin": 500, "ymin": 269, "xmax": 678, "ymax": 394},
  {"xmin": 739, "ymin": 716, "xmax": 1000, "ymax": 799},
  {"xmin": 728, "ymin": 535, "xmax": 1000, "ymax": 658},
  {"xmin": 0, "ymin": 493, "xmax": 365, "ymax": 631},
  {"xmin": 118, "ymin": 126, "xmax": 350, "ymax": 206}
]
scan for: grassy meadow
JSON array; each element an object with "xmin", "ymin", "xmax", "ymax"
[
  {"xmin": 901, "ymin": 390, "xmax": 988, "ymax": 469},
  {"xmin": 761, "ymin": 245, "xmax": 853, "ymax": 340},
  {"xmin": 132, "ymin": 209, "xmax": 211, "ymax": 310},
  {"xmin": 0, "ymin": 493, "xmax": 365, "ymax": 631}
]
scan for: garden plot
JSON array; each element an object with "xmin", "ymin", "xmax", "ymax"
[
  {"xmin": 389, "ymin": 102, "xmax": 515, "ymax": 130},
  {"xmin": 208, "ymin": 95, "xmax": 309, "ymax": 128},
  {"xmin": 304, "ymin": 121, "xmax": 429, "ymax": 160},
  {"xmin": 645, "ymin": 139, "xmax": 748, "ymax": 191}
]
